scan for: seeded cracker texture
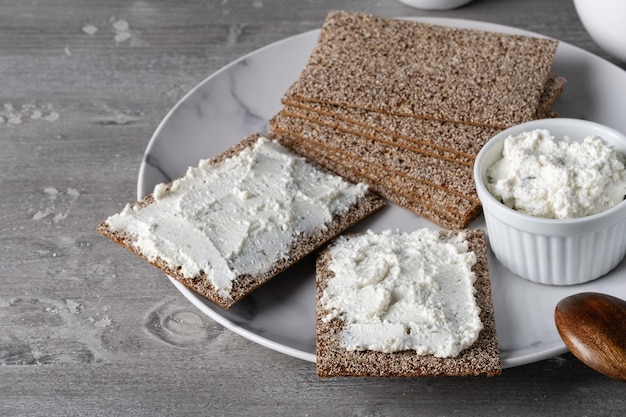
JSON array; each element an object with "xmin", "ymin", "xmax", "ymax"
[
  {"xmin": 278, "ymin": 101, "xmax": 492, "ymax": 163},
  {"xmin": 270, "ymin": 118, "xmax": 481, "ymax": 229},
  {"xmin": 97, "ymin": 134, "xmax": 385, "ymax": 309},
  {"xmin": 270, "ymin": 114, "xmax": 479, "ymax": 198},
  {"xmin": 315, "ymin": 229, "xmax": 501, "ymax": 377},
  {"xmin": 274, "ymin": 133, "xmax": 481, "ymax": 230},
  {"xmin": 285, "ymin": 11, "xmax": 559, "ymax": 129},
  {"xmin": 280, "ymin": 72, "xmax": 565, "ymax": 161}
]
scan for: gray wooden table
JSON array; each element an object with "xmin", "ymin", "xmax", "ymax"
[{"xmin": 2, "ymin": 0, "xmax": 625, "ymax": 416}]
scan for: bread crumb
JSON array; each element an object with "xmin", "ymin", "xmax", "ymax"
[
  {"xmin": 114, "ymin": 31, "xmax": 132, "ymax": 44},
  {"xmin": 1, "ymin": 102, "xmax": 60, "ymax": 125},
  {"xmin": 82, "ymin": 24, "xmax": 98, "ymax": 36},
  {"xmin": 32, "ymin": 208, "xmax": 53, "ymax": 221},
  {"xmin": 66, "ymin": 299, "xmax": 83, "ymax": 314},
  {"xmin": 112, "ymin": 19, "xmax": 132, "ymax": 44},
  {"xmin": 112, "ymin": 19, "xmax": 129, "ymax": 32},
  {"xmin": 93, "ymin": 316, "xmax": 112, "ymax": 328},
  {"xmin": 44, "ymin": 187, "xmax": 59, "ymax": 200},
  {"xmin": 42, "ymin": 112, "xmax": 60, "ymax": 122}
]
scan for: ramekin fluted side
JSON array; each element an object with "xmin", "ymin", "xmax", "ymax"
[{"xmin": 483, "ymin": 206, "xmax": 626, "ymax": 285}]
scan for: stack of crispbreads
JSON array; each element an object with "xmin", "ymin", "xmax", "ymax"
[{"xmin": 270, "ymin": 11, "xmax": 565, "ymax": 229}]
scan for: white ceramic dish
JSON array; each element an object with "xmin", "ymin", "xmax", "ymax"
[
  {"xmin": 475, "ymin": 118, "xmax": 626, "ymax": 286},
  {"xmin": 397, "ymin": 0, "xmax": 473, "ymax": 10},
  {"xmin": 137, "ymin": 18, "xmax": 626, "ymax": 368},
  {"xmin": 574, "ymin": 0, "xmax": 626, "ymax": 63}
]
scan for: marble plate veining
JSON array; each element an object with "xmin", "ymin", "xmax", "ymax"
[{"xmin": 138, "ymin": 18, "xmax": 626, "ymax": 368}]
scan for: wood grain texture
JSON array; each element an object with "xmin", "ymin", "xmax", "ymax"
[
  {"xmin": 1, "ymin": 0, "xmax": 625, "ymax": 416},
  {"xmin": 555, "ymin": 293, "xmax": 626, "ymax": 381}
]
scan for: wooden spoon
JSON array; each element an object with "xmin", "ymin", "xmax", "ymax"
[{"xmin": 555, "ymin": 292, "xmax": 626, "ymax": 382}]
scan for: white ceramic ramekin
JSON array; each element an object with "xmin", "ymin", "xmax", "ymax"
[{"xmin": 474, "ymin": 118, "xmax": 626, "ymax": 285}]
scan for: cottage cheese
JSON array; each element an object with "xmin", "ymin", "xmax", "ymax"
[
  {"xmin": 106, "ymin": 137, "xmax": 369, "ymax": 298},
  {"xmin": 320, "ymin": 229, "xmax": 482, "ymax": 358},
  {"xmin": 487, "ymin": 129, "xmax": 626, "ymax": 219}
]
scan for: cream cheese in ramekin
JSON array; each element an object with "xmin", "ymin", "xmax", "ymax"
[{"xmin": 487, "ymin": 129, "xmax": 626, "ymax": 219}]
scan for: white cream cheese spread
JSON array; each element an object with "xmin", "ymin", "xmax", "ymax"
[
  {"xmin": 320, "ymin": 229, "xmax": 483, "ymax": 358},
  {"xmin": 106, "ymin": 136, "xmax": 369, "ymax": 299},
  {"xmin": 487, "ymin": 129, "xmax": 626, "ymax": 219}
]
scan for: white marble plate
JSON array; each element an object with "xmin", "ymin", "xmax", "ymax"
[{"xmin": 137, "ymin": 18, "xmax": 626, "ymax": 368}]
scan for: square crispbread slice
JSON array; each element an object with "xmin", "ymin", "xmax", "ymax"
[
  {"xmin": 285, "ymin": 11, "xmax": 559, "ymax": 129},
  {"xmin": 272, "ymin": 132, "xmax": 480, "ymax": 230},
  {"xmin": 276, "ymin": 105, "xmax": 476, "ymax": 167},
  {"xmin": 97, "ymin": 134, "xmax": 385, "ymax": 309},
  {"xmin": 281, "ymin": 72, "xmax": 564, "ymax": 161},
  {"xmin": 278, "ymin": 74, "xmax": 564, "ymax": 166},
  {"xmin": 284, "ymin": 72, "xmax": 565, "ymax": 145},
  {"xmin": 315, "ymin": 228, "xmax": 501, "ymax": 377},
  {"xmin": 270, "ymin": 112, "xmax": 478, "ymax": 200},
  {"xmin": 269, "ymin": 113, "xmax": 482, "ymax": 229},
  {"xmin": 279, "ymin": 100, "xmax": 489, "ymax": 163}
]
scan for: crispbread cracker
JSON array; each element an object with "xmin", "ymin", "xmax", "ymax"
[
  {"xmin": 270, "ymin": 112, "xmax": 478, "ymax": 199},
  {"xmin": 315, "ymin": 229, "xmax": 501, "ymax": 377},
  {"xmin": 279, "ymin": 73, "xmax": 564, "ymax": 169},
  {"xmin": 284, "ymin": 73, "xmax": 564, "ymax": 143},
  {"xmin": 273, "ymin": 132, "xmax": 481, "ymax": 229},
  {"xmin": 281, "ymin": 71, "xmax": 564, "ymax": 160},
  {"xmin": 280, "ymin": 100, "xmax": 489, "ymax": 162},
  {"xmin": 285, "ymin": 11, "xmax": 559, "ymax": 128},
  {"xmin": 97, "ymin": 134, "xmax": 385, "ymax": 309},
  {"xmin": 277, "ymin": 105, "xmax": 476, "ymax": 166},
  {"xmin": 537, "ymin": 74, "xmax": 566, "ymax": 117}
]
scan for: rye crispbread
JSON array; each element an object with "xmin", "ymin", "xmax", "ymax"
[
  {"xmin": 272, "ymin": 132, "xmax": 481, "ymax": 230},
  {"xmin": 97, "ymin": 134, "xmax": 385, "ymax": 309},
  {"xmin": 270, "ymin": 82, "xmax": 563, "ymax": 227},
  {"xmin": 284, "ymin": 72, "xmax": 564, "ymax": 133},
  {"xmin": 280, "ymin": 72, "xmax": 565, "ymax": 162},
  {"xmin": 315, "ymin": 229, "xmax": 501, "ymax": 377},
  {"xmin": 537, "ymin": 74, "xmax": 566, "ymax": 118},
  {"xmin": 276, "ymin": 104, "xmax": 477, "ymax": 167},
  {"xmin": 269, "ymin": 111, "xmax": 483, "ymax": 229},
  {"xmin": 270, "ymin": 113, "xmax": 478, "ymax": 198},
  {"xmin": 273, "ymin": 116, "xmax": 481, "ymax": 229},
  {"xmin": 285, "ymin": 11, "xmax": 559, "ymax": 129}
]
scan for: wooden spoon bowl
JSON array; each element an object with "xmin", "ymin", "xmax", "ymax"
[{"xmin": 555, "ymin": 292, "xmax": 626, "ymax": 382}]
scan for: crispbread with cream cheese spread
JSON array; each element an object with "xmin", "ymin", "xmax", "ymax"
[
  {"xmin": 97, "ymin": 134, "xmax": 385, "ymax": 309},
  {"xmin": 315, "ymin": 228, "xmax": 501, "ymax": 377}
]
